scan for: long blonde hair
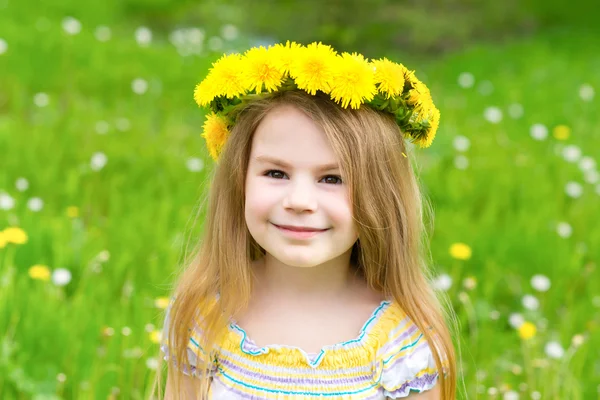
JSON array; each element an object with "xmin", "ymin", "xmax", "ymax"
[{"xmin": 152, "ymin": 90, "xmax": 457, "ymax": 399}]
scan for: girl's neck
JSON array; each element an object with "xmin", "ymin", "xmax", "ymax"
[{"xmin": 253, "ymin": 252, "xmax": 361, "ymax": 302}]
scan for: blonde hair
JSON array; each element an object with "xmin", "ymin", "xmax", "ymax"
[{"xmin": 152, "ymin": 90, "xmax": 457, "ymax": 399}]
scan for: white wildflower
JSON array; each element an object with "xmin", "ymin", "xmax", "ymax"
[
  {"xmin": 562, "ymin": 145, "xmax": 582, "ymax": 163},
  {"xmin": 484, "ymin": 106, "xmax": 502, "ymax": 124},
  {"xmin": 579, "ymin": 156, "xmax": 596, "ymax": 172},
  {"xmin": 15, "ymin": 177, "xmax": 29, "ymax": 192},
  {"xmin": 146, "ymin": 357, "xmax": 159, "ymax": 370},
  {"xmin": 503, "ymin": 390, "xmax": 519, "ymax": 400},
  {"xmin": 121, "ymin": 326, "xmax": 132, "ymax": 336},
  {"xmin": 556, "ymin": 221, "xmax": 572, "ymax": 238},
  {"xmin": 57, "ymin": 373, "xmax": 67, "ymax": 383},
  {"xmin": 565, "ymin": 181, "xmax": 583, "ymax": 198},
  {"xmin": 52, "ymin": 268, "xmax": 72, "ymax": 286},
  {"xmin": 34, "ymin": 92, "xmax": 49, "ymax": 107},
  {"xmin": 132, "ymin": 78, "xmax": 148, "ymax": 95},
  {"xmin": 221, "ymin": 24, "xmax": 239, "ymax": 41},
  {"xmin": 579, "ymin": 84, "xmax": 595, "ymax": 102},
  {"xmin": 457, "ymin": 72, "xmax": 475, "ymax": 88},
  {"xmin": 530, "ymin": 124, "xmax": 548, "ymax": 141},
  {"xmin": 522, "ymin": 294, "xmax": 539, "ymax": 311},
  {"xmin": 135, "ymin": 26, "xmax": 152, "ymax": 47},
  {"xmin": 544, "ymin": 341, "xmax": 564, "ymax": 359},
  {"xmin": 0, "ymin": 192, "xmax": 15, "ymax": 210},
  {"xmin": 27, "ymin": 197, "xmax": 44, "ymax": 212},
  {"xmin": 62, "ymin": 16, "xmax": 82, "ymax": 35},
  {"xmin": 508, "ymin": 313, "xmax": 524, "ymax": 329},
  {"xmin": 584, "ymin": 170, "xmax": 599, "ymax": 184},
  {"xmin": 90, "ymin": 152, "xmax": 108, "ymax": 171},
  {"xmin": 530, "ymin": 274, "xmax": 551, "ymax": 292}
]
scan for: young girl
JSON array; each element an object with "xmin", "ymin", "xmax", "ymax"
[{"xmin": 156, "ymin": 42, "xmax": 456, "ymax": 399}]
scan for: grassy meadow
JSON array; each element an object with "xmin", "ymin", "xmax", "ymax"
[{"xmin": 1, "ymin": 2, "xmax": 599, "ymax": 399}]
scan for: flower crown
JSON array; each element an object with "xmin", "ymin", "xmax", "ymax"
[{"xmin": 194, "ymin": 41, "xmax": 440, "ymax": 160}]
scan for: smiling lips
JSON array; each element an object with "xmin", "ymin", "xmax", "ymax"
[
  {"xmin": 273, "ymin": 224, "xmax": 328, "ymax": 232},
  {"xmin": 272, "ymin": 223, "xmax": 329, "ymax": 239}
]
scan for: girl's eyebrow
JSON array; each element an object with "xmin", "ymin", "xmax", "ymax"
[{"xmin": 255, "ymin": 155, "xmax": 340, "ymax": 171}]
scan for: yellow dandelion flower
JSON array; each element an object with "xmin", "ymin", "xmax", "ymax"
[
  {"xmin": 242, "ymin": 46, "xmax": 284, "ymax": 93},
  {"xmin": 407, "ymin": 80, "xmax": 433, "ymax": 111},
  {"xmin": 518, "ymin": 321, "xmax": 537, "ymax": 340},
  {"xmin": 193, "ymin": 74, "xmax": 220, "ymax": 107},
  {"xmin": 372, "ymin": 58, "xmax": 406, "ymax": 98},
  {"xmin": 3, "ymin": 227, "xmax": 28, "ymax": 245},
  {"xmin": 269, "ymin": 41, "xmax": 302, "ymax": 76},
  {"xmin": 415, "ymin": 106, "xmax": 440, "ymax": 148},
  {"xmin": 209, "ymin": 53, "xmax": 247, "ymax": 99},
  {"xmin": 449, "ymin": 242, "xmax": 472, "ymax": 260},
  {"xmin": 0, "ymin": 231, "xmax": 6, "ymax": 249},
  {"xmin": 328, "ymin": 52, "xmax": 377, "ymax": 109},
  {"xmin": 150, "ymin": 330, "xmax": 162, "ymax": 344},
  {"xmin": 66, "ymin": 206, "xmax": 79, "ymax": 218},
  {"xmin": 553, "ymin": 125, "xmax": 570, "ymax": 141},
  {"xmin": 28, "ymin": 264, "xmax": 51, "ymax": 281},
  {"xmin": 290, "ymin": 42, "xmax": 337, "ymax": 95},
  {"xmin": 202, "ymin": 112, "xmax": 230, "ymax": 160},
  {"xmin": 154, "ymin": 297, "xmax": 170, "ymax": 309}
]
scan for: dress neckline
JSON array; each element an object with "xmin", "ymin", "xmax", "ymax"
[{"xmin": 226, "ymin": 299, "xmax": 392, "ymax": 368}]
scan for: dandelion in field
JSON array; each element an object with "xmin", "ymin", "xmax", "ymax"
[
  {"xmin": 145, "ymin": 323, "xmax": 155, "ymax": 332},
  {"xmin": 150, "ymin": 330, "xmax": 162, "ymax": 344},
  {"xmin": 487, "ymin": 387, "xmax": 498, "ymax": 395},
  {"xmin": 146, "ymin": 357, "xmax": 159, "ymax": 370},
  {"xmin": 15, "ymin": 177, "xmax": 29, "ymax": 191},
  {"xmin": 431, "ymin": 273, "xmax": 452, "ymax": 291},
  {"xmin": 531, "ymin": 274, "xmax": 551, "ymax": 292},
  {"xmin": 135, "ymin": 26, "xmax": 152, "ymax": 47},
  {"xmin": 522, "ymin": 294, "xmax": 539, "ymax": 311},
  {"xmin": 565, "ymin": 181, "xmax": 583, "ymax": 198},
  {"xmin": 221, "ymin": 24, "xmax": 239, "ymax": 41},
  {"xmin": 121, "ymin": 327, "xmax": 132, "ymax": 336},
  {"xmin": 511, "ymin": 365, "xmax": 523, "ymax": 375},
  {"xmin": 462, "ymin": 276, "xmax": 477, "ymax": 290},
  {"xmin": 66, "ymin": 206, "xmax": 79, "ymax": 218},
  {"xmin": 27, "ymin": 197, "xmax": 43, "ymax": 212},
  {"xmin": 552, "ymin": 124, "xmax": 570, "ymax": 140},
  {"xmin": 507, "ymin": 103, "xmax": 524, "ymax": 119},
  {"xmin": 186, "ymin": 157, "xmax": 204, "ymax": 172},
  {"xmin": 57, "ymin": 373, "xmax": 67, "ymax": 383},
  {"xmin": 3, "ymin": 227, "xmax": 28, "ymax": 244},
  {"xmin": 28, "ymin": 265, "xmax": 51, "ymax": 281},
  {"xmin": 33, "ymin": 92, "xmax": 49, "ymax": 107},
  {"xmin": 579, "ymin": 156, "xmax": 596, "ymax": 172},
  {"xmin": 132, "ymin": 78, "xmax": 148, "ymax": 95},
  {"xmin": 51, "ymin": 268, "xmax": 72, "ymax": 286},
  {"xmin": 508, "ymin": 312, "xmax": 524, "ymax": 329},
  {"xmin": 154, "ymin": 297, "xmax": 170, "ymax": 309},
  {"xmin": 579, "ymin": 83, "xmax": 595, "ymax": 102},
  {"xmin": 556, "ymin": 221, "xmax": 572, "ymax": 238},
  {"xmin": 531, "ymin": 391, "xmax": 541, "ymax": 400},
  {"xmin": 208, "ymin": 36, "xmax": 224, "ymax": 51},
  {"xmin": 562, "ymin": 144, "xmax": 582, "ymax": 163},
  {"xmin": 0, "ymin": 38, "xmax": 7, "ymax": 55},
  {"xmin": 454, "ymin": 155, "xmax": 469, "ymax": 170},
  {"xmin": 544, "ymin": 341, "xmax": 564, "ymax": 359},
  {"xmin": 477, "ymin": 80, "xmax": 494, "ymax": 96},
  {"xmin": 452, "ymin": 135, "xmax": 470, "ymax": 152},
  {"xmin": 0, "ymin": 192, "xmax": 15, "ymax": 210},
  {"xmin": 95, "ymin": 26, "xmax": 111, "ymax": 42},
  {"xmin": 97, "ymin": 250, "xmax": 110, "ymax": 262},
  {"xmin": 62, "ymin": 17, "xmax": 82, "ymax": 35},
  {"xmin": 489, "ymin": 310, "xmax": 500, "ymax": 320},
  {"xmin": 571, "ymin": 334, "xmax": 585, "ymax": 348},
  {"xmin": 529, "ymin": 123, "xmax": 548, "ymax": 141},
  {"xmin": 90, "ymin": 152, "xmax": 107, "ymax": 171},
  {"xmin": 483, "ymin": 106, "xmax": 502, "ymax": 123},
  {"xmin": 584, "ymin": 170, "xmax": 599, "ymax": 185},
  {"xmin": 95, "ymin": 120, "xmax": 110, "ymax": 134},
  {"xmin": 503, "ymin": 390, "xmax": 519, "ymax": 400},
  {"xmin": 102, "ymin": 327, "xmax": 115, "ymax": 337},
  {"xmin": 518, "ymin": 321, "xmax": 536, "ymax": 340},
  {"xmin": 457, "ymin": 72, "xmax": 475, "ymax": 88},
  {"xmin": 449, "ymin": 242, "xmax": 472, "ymax": 260},
  {"xmin": 0, "ymin": 232, "xmax": 5, "ymax": 248}
]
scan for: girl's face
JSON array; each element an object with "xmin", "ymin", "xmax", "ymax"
[{"xmin": 245, "ymin": 104, "xmax": 358, "ymax": 269}]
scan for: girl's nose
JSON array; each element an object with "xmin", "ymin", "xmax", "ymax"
[{"xmin": 282, "ymin": 179, "xmax": 318, "ymax": 212}]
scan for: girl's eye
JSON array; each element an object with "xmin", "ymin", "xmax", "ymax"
[{"xmin": 264, "ymin": 170, "xmax": 343, "ymax": 185}]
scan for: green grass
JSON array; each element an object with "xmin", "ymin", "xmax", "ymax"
[{"xmin": 0, "ymin": 2, "xmax": 599, "ymax": 398}]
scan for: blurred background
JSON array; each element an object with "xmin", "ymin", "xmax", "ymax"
[{"xmin": 1, "ymin": 0, "xmax": 599, "ymax": 399}]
